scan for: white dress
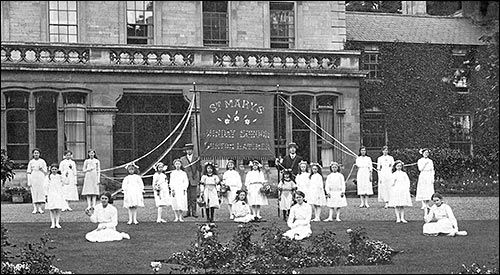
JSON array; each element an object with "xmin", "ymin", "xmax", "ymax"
[
  {"xmin": 27, "ymin": 158, "xmax": 47, "ymax": 203},
  {"xmin": 356, "ymin": 156, "xmax": 373, "ymax": 195},
  {"xmin": 423, "ymin": 203, "xmax": 459, "ymax": 235},
  {"xmin": 170, "ymin": 170, "xmax": 189, "ymax": 211},
  {"xmin": 283, "ymin": 202, "xmax": 312, "ymax": 240},
  {"xmin": 44, "ymin": 174, "xmax": 68, "ymax": 210},
  {"xmin": 200, "ymin": 174, "xmax": 221, "ymax": 208},
  {"xmin": 387, "ymin": 170, "xmax": 412, "ymax": 207},
  {"xmin": 221, "ymin": 170, "xmax": 242, "ymax": 204},
  {"xmin": 231, "ymin": 200, "xmax": 255, "ymax": 223},
  {"xmin": 244, "ymin": 170, "xmax": 268, "ymax": 206},
  {"xmin": 82, "ymin": 158, "xmax": 100, "ymax": 196},
  {"xmin": 325, "ymin": 172, "xmax": 347, "ymax": 208},
  {"xmin": 307, "ymin": 173, "xmax": 326, "ymax": 206},
  {"xmin": 295, "ymin": 172, "xmax": 310, "ymax": 197},
  {"xmin": 278, "ymin": 179, "xmax": 296, "ymax": 210},
  {"xmin": 122, "ymin": 174, "xmax": 144, "ymax": 208},
  {"xmin": 416, "ymin": 157, "xmax": 435, "ymax": 201},
  {"xmin": 85, "ymin": 203, "xmax": 130, "ymax": 242},
  {"xmin": 152, "ymin": 172, "xmax": 170, "ymax": 207},
  {"xmin": 59, "ymin": 159, "xmax": 79, "ymax": 201},
  {"xmin": 377, "ymin": 155, "xmax": 394, "ymax": 203}
]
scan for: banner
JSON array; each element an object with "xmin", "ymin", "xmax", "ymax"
[{"xmin": 199, "ymin": 91, "xmax": 275, "ymax": 159}]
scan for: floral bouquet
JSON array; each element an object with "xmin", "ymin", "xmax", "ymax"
[
  {"xmin": 199, "ymin": 223, "xmax": 217, "ymax": 240},
  {"xmin": 259, "ymin": 182, "xmax": 272, "ymax": 196},
  {"xmin": 196, "ymin": 195, "xmax": 206, "ymax": 207},
  {"xmin": 153, "ymin": 182, "xmax": 161, "ymax": 196},
  {"xmin": 219, "ymin": 184, "xmax": 230, "ymax": 195}
]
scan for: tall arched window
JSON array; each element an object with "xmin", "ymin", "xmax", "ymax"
[
  {"xmin": 5, "ymin": 91, "xmax": 30, "ymax": 165},
  {"xmin": 34, "ymin": 92, "xmax": 59, "ymax": 164},
  {"xmin": 64, "ymin": 92, "xmax": 87, "ymax": 161},
  {"xmin": 291, "ymin": 94, "xmax": 313, "ymax": 162}
]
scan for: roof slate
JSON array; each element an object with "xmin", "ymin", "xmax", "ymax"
[{"xmin": 346, "ymin": 11, "xmax": 496, "ymax": 45}]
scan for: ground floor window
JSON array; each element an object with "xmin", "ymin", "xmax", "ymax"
[
  {"xmin": 361, "ymin": 109, "xmax": 387, "ymax": 153},
  {"xmin": 449, "ymin": 114, "xmax": 472, "ymax": 155},
  {"xmin": 2, "ymin": 89, "xmax": 88, "ymax": 166},
  {"xmin": 113, "ymin": 93, "xmax": 191, "ymax": 177}
]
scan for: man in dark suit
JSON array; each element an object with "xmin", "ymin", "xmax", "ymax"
[
  {"xmin": 180, "ymin": 143, "xmax": 201, "ymax": 218},
  {"xmin": 276, "ymin": 142, "xmax": 303, "ymax": 177}
]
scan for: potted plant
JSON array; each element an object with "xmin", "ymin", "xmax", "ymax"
[{"xmin": 5, "ymin": 186, "xmax": 30, "ymax": 203}]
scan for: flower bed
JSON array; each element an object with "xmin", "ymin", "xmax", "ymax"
[{"xmin": 153, "ymin": 224, "xmax": 398, "ymax": 274}]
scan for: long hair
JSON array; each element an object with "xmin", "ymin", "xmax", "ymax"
[
  {"xmin": 203, "ymin": 162, "xmax": 218, "ymax": 176},
  {"xmin": 233, "ymin": 189, "xmax": 248, "ymax": 204}
]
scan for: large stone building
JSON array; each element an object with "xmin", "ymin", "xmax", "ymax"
[{"xmin": 1, "ymin": 1, "xmax": 363, "ymax": 183}]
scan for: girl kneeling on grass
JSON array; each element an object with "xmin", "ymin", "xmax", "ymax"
[
  {"xmin": 231, "ymin": 190, "xmax": 257, "ymax": 223},
  {"xmin": 423, "ymin": 193, "xmax": 468, "ymax": 237},
  {"xmin": 85, "ymin": 192, "xmax": 130, "ymax": 242}
]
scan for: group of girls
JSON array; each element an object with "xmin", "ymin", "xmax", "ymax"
[{"xmin": 27, "ymin": 148, "xmax": 101, "ymax": 228}]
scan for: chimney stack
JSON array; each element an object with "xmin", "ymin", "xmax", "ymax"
[{"xmin": 402, "ymin": 1, "xmax": 427, "ymax": 15}]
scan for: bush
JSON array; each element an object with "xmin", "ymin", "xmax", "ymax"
[
  {"xmin": 159, "ymin": 223, "xmax": 397, "ymax": 274},
  {"xmin": 0, "ymin": 225, "xmax": 72, "ymax": 274},
  {"xmin": 1, "ymin": 149, "xmax": 16, "ymax": 187},
  {"xmin": 456, "ymin": 262, "xmax": 499, "ymax": 274}
]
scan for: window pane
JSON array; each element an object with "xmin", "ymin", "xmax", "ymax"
[
  {"xmin": 50, "ymin": 11, "xmax": 59, "ymax": 24},
  {"xmin": 36, "ymin": 129, "xmax": 58, "ymax": 164},
  {"xmin": 68, "ymin": 12, "xmax": 77, "ymax": 24},
  {"xmin": 35, "ymin": 93, "xmax": 58, "ymax": 129},
  {"xmin": 59, "ymin": 35, "xmax": 68, "ymax": 43},
  {"xmin": 136, "ymin": 1, "xmax": 144, "ymax": 10},
  {"xmin": 68, "ymin": 1, "xmax": 77, "ymax": 11},
  {"xmin": 7, "ymin": 110, "xmax": 28, "ymax": 122},
  {"xmin": 67, "ymin": 143, "xmax": 86, "ymax": 160},
  {"xmin": 65, "ymin": 123, "xmax": 85, "ymax": 142},
  {"xmin": 49, "ymin": 1, "xmax": 58, "ymax": 10},
  {"xmin": 7, "ymin": 145, "xmax": 29, "ymax": 162},
  {"xmin": 7, "ymin": 122, "xmax": 29, "ymax": 143},
  {"xmin": 69, "ymin": 26, "xmax": 77, "ymax": 35},
  {"xmin": 65, "ymin": 107, "xmax": 85, "ymax": 121},
  {"xmin": 59, "ymin": 11, "xmax": 68, "ymax": 24},
  {"xmin": 59, "ymin": 1, "xmax": 67, "ymax": 10},
  {"xmin": 50, "ymin": 35, "xmax": 59, "ymax": 42},
  {"xmin": 59, "ymin": 26, "xmax": 68, "ymax": 34}
]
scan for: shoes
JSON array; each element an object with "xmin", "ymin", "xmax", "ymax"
[
  {"xmin": 323, "ymin": 218, "xmax": 334, "ymax": 222},
  {"xmin": 38, "ymin": 210, "xmax": 44, "ymax": 214},
  {"xmin": 133, "ymin": 221, "xmax": 139, "ymax": 225},
  {"xmin": 424, "ymin": 233, "xmax": 439, "ymax": 237},
  {"xmin": 396, "ymin": 220, "xmax": 401, "ymax": 223},
  {"xmin": 179, "ymin": 219, "xmax": 184, "ymax": 222},
  {"xmin": 365, "ymin": 205, "xmax": 370, "ymax": 208},
  {"xmin": 32, "ymin": 210, "xmax": 38, "ymax": 214},
  {"xmin": 156, "ymin": 219, "xmax": 167, "ymax": 223},
  {"xmin": 312, "ymin": 218, "xmax": 321, "ymax": 222},
  {"xmin": 55, "ymin": 224, "xmax": 61, "ymax": 229},
  {"xmin": 127, "ymin": 221, "xmax": 133, "ymax": 225},
  {"xmin": 359, "ymin": 204, "xmax": 364, "ymax": 208},
  {"xmin": 401, "ymin": 220, "xmax": 408, "ymax": 223},
  {"xmin": 447, "ymin": 232, "xmax": 456, "ymax": 237},
  {"xmin": 456, "ymin": 231, "xmax": 468, "ymax": 236},
  {"xmin": 50, "ymin": 225, "xmax": 56, "ymax": 229},
  {"xmin": 336, "ymin": 218, "xmax": 342, "ymax": 222},
  {"xmin": 173, "ymin": 219, "xmax": 179, "ymax": 222},
  {"xmin": 122, "ymin": 233, "xmax": 130, "ymax": 240},
  {"xmin": 67, "ymin": 208, "xmax": 73, "ymax": 211}
]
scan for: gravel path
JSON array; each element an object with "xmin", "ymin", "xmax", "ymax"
[{"xmin": 1, "ymin": 196, "xmax": 498, "ymax": 224}]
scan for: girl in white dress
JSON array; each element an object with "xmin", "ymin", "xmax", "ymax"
[
  {"xmin": 85, "ymin": 192, "xmax": 130, "ymax": 242},
  {"xmin": 278, "ymin": 169, "xmax": 296, "ymax": 221},
  {"xmin": 355, "ymin": 146, "xmax": 373, "ymax": 208},
  {"xmin": 377, "ymin": 146, "xmax": 394, "ymax": 208},
  {"xmin": 200, "ymin": 162, "xmax": 221, "ymax": 222},
  {"xmin": 244, "ymin": 160, "xmax": 268, "ymax": 220},
  {"xmin": 388, "ymin": 160, "xmax": 412, "ymax": 223},
  {"xmin": 122, "ymin": 163, "xmax": 144, "ymax": 225},
  {"xmin": 27, "ymin": 148, "xmax": 47, "ymax": 214},
  {"xmin": 308, "ymin": 163, "xmax": 326, "ymax": 222},
  {"xmin": 170, "ymin": 159, "xmax": 189, "ymax": 222},
  {"xmin": 416, "ymin": 148, "xmax": 435, "ymax": 213},
  {"xmin": 324, "ymin": 162, "xmax": 347, "ymax": 222},
  {"xmin": 295, "ymin": 161, "xmax": 310, "ymax": 199},
  {"xmin": 423, "ymin": 193, "xmax": 467, "ymax": 237},
  {"xmin": 59, "ymin": 150, "xmax": 79, "ymax": 211},
  {"xmin": 221, "ymin": 160, "xmax": 242, "ymax": 219},
  {"xmin": 82, "ymin": 149, "xmax": 101, "ymax": 210},
  {"xmin": 283, "ymin": 191, "xmax": 312, "ymax": 240},
  {"xmin": 231, "ymin": 190, "xmax": 256, "ymax": 223},
  {"xmin": 44, "ymin": 163, "xmax": 67, "ymax": 229},
  {"xmin": 152, "ymin": 162, "xmax": 170, "ymax": 223}
]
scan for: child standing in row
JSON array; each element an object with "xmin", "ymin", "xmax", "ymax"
[
  {"xmin": 44, "ymin": 163, "xmax": 67, "ymax": 229},
  {"xmin": 324, "ymin": 162, "xmax": 347, "ymax": 222},
  {"xmin": 221, "ymin": 160, "xmax": 242, "ymax": 219},
  {"xmin": 200, "ymin": 162, "xmax": 221, "ymax": 222},
  {"xmin": 308, "ymin": 163, "xmax": 326, "ymax": 222},
  {"xmin": 388, "ymin": 160, "xmax": 412, "ymax": 223},
  {"xmin": 278, "ymin": 169, "xmax": 296, "ymax": 221},
  {"xmin": 355, "ymin": 146, "xmax": 373, "ymax": 208},
  {"xmin": 122, "ymin": 163, "xmax": 144, "ymax": 225},
  {"xmin": 416, "ymin": 148, "xmax": 435, "ymax": 213},
  {"xmin": 153, "ymin": 162, "xmax": 170, "ymax": 223},
  {"xmin": 245, "ymin": 160, "xmax": 268, "ymax": 220},
  {"xmin": 170, "ymin": 159, "xmax": 189, "ymax": 222},
  {"xmin": 295, "ymin": 161, "xmax": 310, "ymax": 198},
  {"xmin": 82, "ymin": 149, "xmax": 100, "ymax": 210},
  {"xmin": 27, "ymin": 148, "xmax": 48, "ymax": 214},
  {"xmin": 60, "ymin": 150, "xmax": 79, "ymax": 211}
]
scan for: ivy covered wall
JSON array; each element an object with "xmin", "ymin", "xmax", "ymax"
[{"xmin": 345, "ymin": 41, "xmax": 493, "ymax": 154}]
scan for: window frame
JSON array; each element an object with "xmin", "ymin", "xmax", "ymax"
[
  {"xmin": 126, "ymin": 1, "xmax": 154, "ymax": 45},
  {"xmin": 270, "ymin": 1, "xmax": 296, "ymax": 49},
  {"xmin": 48, "ymin": 1, "xmax": 79, "ymax": 43},
  {"xmin": 361, "ymin": 110, "xmax": 387, "ymax": 151},
  {"xmin": 449, "ymin": 113, "xmax": 472, "ymax": 155},
  {"xmin": 451, "ymin": 47, "xmax": 470, "ymax": 94},
  {"xmin": 363, "ymin": 45, "xmax": 381, "ymax": 80},
  {"xmin": 202, "ymin": 1, "xmax": 229, "ymax": 47}
]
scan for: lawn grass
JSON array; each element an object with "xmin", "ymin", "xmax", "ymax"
[{"xmin": 1, "ymin": 197, "xmax": 499, "ymax": 274}]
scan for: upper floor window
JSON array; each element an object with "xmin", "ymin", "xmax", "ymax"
[
  {"xmin": 49, "ymin": 1, "xmax": 78, "ymax": 43},
  {"xmin": 127, "ymin": 1, "xmax": 154, "ymax": 44},
  {"xmin": 449, "ymin": 114, "xmax": 472, "ymax": 155},
  {"xmin": 203, "ymin": 1, "xmax": 229, "ymax": 46},
  {"xmin": 452, "ymin": 47, "xmax": 469, "ymax": 93},
  {"xmin": 270, "ymin": 2, "xmax": 295, "ymax": 49},
  {"xmin": 363, "ymin": 45, "xmax": 381, "ymax": 79}
]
